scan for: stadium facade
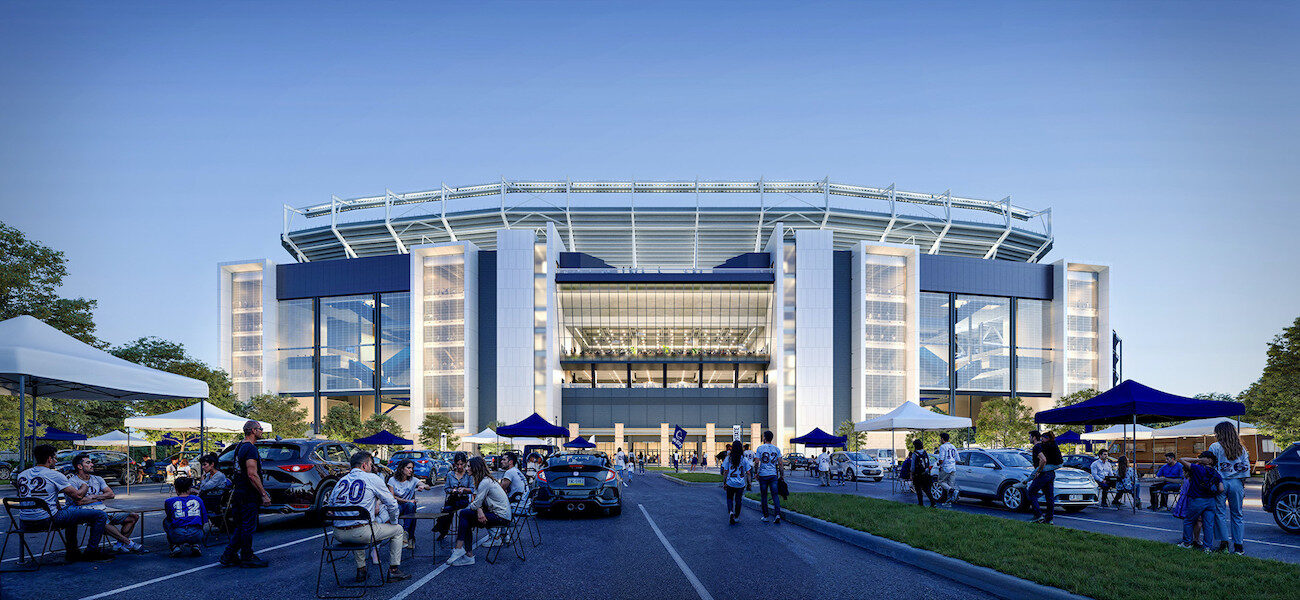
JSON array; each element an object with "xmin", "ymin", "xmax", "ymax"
[{"xmin": 219, "ymin": 179, "xmax": 1114, "ymax": 457}]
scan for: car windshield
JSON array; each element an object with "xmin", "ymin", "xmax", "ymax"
[
  {"xmin": 392, "ymin": 452, "xmax": 421, "ymax": 460},
  {"xmin": 990, "ymin": 451, "xmax": 1034, "ymax": 468},
  {"xmin": 845, "ymin": 453, "xmax": 873, "ymax": 461},
  {"xmin": 548, "ymin": 454, "xmax": 606, "ymax": 467}
]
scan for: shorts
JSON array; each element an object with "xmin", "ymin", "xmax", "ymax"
[{"xmin": 107, "ymin": 511, "xmax": 134, "ymax": 525}]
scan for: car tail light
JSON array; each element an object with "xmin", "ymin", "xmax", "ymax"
[
  {"xmin": 277, "ymin": 464, "xmax": 314, "ymax": 473},
  {"xmin": 604, "ymin": 469, "xmax": 616, "ymax": 482},
  {"xmin": 536, "ymin": 470, "xmax": 548, "ymax": 484},
  {"xmin": 289, "ymin": 503, "xmax": 309, "ymax": 509},
  {"xmin": 1263, "ymin": 463, "xmax": 1276, "ymax": 471}
]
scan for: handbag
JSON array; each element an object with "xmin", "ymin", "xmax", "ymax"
[
  {"xmin": 777, "ymin": 477, "xmax": 789, "ymax": 499},
  {"xmin": 1170, "ymin": 478, "xmax": 1191, "ymax": 519}
]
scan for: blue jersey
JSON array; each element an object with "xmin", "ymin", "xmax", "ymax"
[{"xmin": 165, "ymin": 495, "xmax": 207, "ymax": 528}]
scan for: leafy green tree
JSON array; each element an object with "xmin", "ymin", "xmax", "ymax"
[
  {"xmin": 246, "ymin": 394, "xmax": 309, "ymax": 440},
  {"xmin": 0, "ymin": 222, "xmax": 101, "ymax": 345},
  {"xmin": 322, "ymin": 404, "xmax": 365, "ymax": 442},
  {"xmin": 1056, "ymin": 388, "xmax": 1099, "ymax": 408},
  {"xmin": 834, "ymin": 419, "xmax": 867, "ymax": 451},
  {"xmin": 418, "ymin": 414, "xmax": 459, "ymax": 450},
  {"xmin": 1240, "ymin": 317, "xmax": 1300, "ymax": 446},
  {"xmin": 974, "ymin": 397, "xmax": 1035, "ymax": 448},
  {"xmin": 106, "ymin": 337, "xmax": 239, "ymax": 453},
  {"xmin": 905, "ymin": 406, "xmax": 975, "ymax": 450}
]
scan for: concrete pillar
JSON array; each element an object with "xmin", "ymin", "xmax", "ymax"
[
  {"xmin": 614, "ymin": 422, "xmax": 625, "ymax": 455},
  {"xmin": 705, "ymin": 423, "xmax": 716, "ymax": 466},
  {"xmin": 659, "ymin": 423, "xmax": 670, "ymax": 465},
  {"xmin": 750, "ymin": 423, "xmax": 761, "ymax": 451},
  {"xmin": 569, "ymin": 422, "xmax": 580, "ymax": 440}
]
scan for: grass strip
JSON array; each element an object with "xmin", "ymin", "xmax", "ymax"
[
  {"xmin": 745, "ymin": 492, "xmax": 1300, "ymax": 600},
  {"xmin": 663, "ymin": 472, "xmax": 723, "ymax": 483}
]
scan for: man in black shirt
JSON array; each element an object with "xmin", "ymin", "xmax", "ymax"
[
  {"xmin": 220, "ymin": 420, "xmax": 270, "ymax": 568},
  {"xmin": 1027, "ymin": 430, "xmax": 1064, "ymax": 524}
]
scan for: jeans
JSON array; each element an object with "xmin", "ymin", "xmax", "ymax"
[
  {"xmin": 914, "ymin": 473, "xmax": 937, "ymax": 507},
  {"xmin": 1149, "ymin": 482, "xmax": 1178, "ymax": 508},
  {"xmin": 456, "ymin": 508, "xmax": 509, "ymax": 547},
  {"xmin": 1096, "ymin": 481, "xmax": 1113, "ymax": 505},
  {"xmin": 220, "ymin": 499, "xmax": 260, "ymax": 562},
  {"xmin": 23, "ymin": 506, "xmax": 107, "ymax": 553},
  {"xmin": 1217, "ymin": 478, "xmax": 1245, "ymax": 547},
  {"xmin": 1184, "ymin": 496, "xmax": 1218, "ymax": 546},
  {"xmin": 398, "ymin": 502, "xmax": 417, "ymax": 541},
  {"xmin": 164, "ymin": 523, "xmax": 203, "ymax": 546},
  {"xmin": 334, "ymin": 522, "xmax": 404, "ymax": 568},
  {"xmin": 757, "ymin": 475, "xmax": 782, "ymax": 517},
  {"xmin": 724, "ymin": 485, "xmax": 744, "ymax": 518},
  {"xmin": 1027, "ymin": 470, "xmax": 1056, "ymax": 520}
]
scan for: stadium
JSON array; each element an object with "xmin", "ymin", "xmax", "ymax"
[{"xmin": 219, "ymin": 178, "xmax": 1113, "ymax": 457}]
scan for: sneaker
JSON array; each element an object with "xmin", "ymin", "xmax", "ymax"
[
  {"xmin": 218, "ymin": 555, "xmax": 241, "ymax": 567},
  {"xmin": 728, "ymin": 514, "xmax": 736, "ymax": 525},
  {"xmin": 169, "ymin": 545, "xmax": 184, "ymax": 558},
  {"xmin": 1233, "ymin": 545, "xmax": 1245, "ymax": 556},
  {"xmin": 1177, "ymin": 542, "xmax": 1194, "ymax": 549},
  {"xmin": 774, "ymin": 516, "xmax": 781, "ymax": 525},
  {"xmin": 760, "ymin": 516, "xmax": 769, "ymax": 523},
  {"xmin": 239, "ymin": 555, "xmax": 269, "ymax": 568},
  {"xmin": 387, "ymin": 567, "xmax": 411, "ymax": 581},
  {"xmin": 129, "ymin": 541, "xmax": 149, "ymax": 554},
  {"xmin": 445, "ymin": 548, "xmax": 466, "ymax": 565},
  {"xmin": 451, "ymin": 554, "xmax": 475, "ymax": 566},
  {"xmin": 1030, "ymin": 516, "xmax": 1046, "ymax": 524},
  {"xmin": 354, "ymin": 567, "xmax": 368, "ymax": 583},
  {"xmin": 188, "ymin": 544, "xmax": 201, "ymax": 557}
]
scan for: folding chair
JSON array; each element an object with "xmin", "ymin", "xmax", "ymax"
[
  {"xmin": 1, "ymin": 498, "xmax": 70, "ymax": 571},
  {"xmin": 317, "ymin": 506, "xmax": 387, "ymax": 599},
  {"xmin": 202, "ymin": 488, "xmax": 234, "ymax": 548},
  {"xmin": 519, "ymin": 487, "xmax": 542, "ymax": 548},
  {"xmin": 484, "ymin": 504, "xmax": 528, "ymax": 564}
]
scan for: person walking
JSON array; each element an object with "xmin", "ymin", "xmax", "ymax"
[
  {"xmin": 754, "ymin": 431, "xmax": 783, "ymax": 524},
  {"xmin": 690, "ymin": 453, "xmax": 699, "ymax": 472},
  {"xmin": 1026, "ymin": 430, "xmax": 1064, "ymax": 524},
  {"xmin": 935, "ymin": 433, "xmax": 959, "ymax": 505},
  {"xmin": 1206, "ymin": 421, "xmax": 1251, "ymax": 555},
  {"xmin": 816, "ymin": 449, "xmax": 831, "ymax": 486},
  {"xmin": 722, "ymin": 442, "xmax": 752, "ymax": 525},
  {"xmin": 909, "ymin": 439, "xmax": 938, "ymax": 507},
  {"xmin": 743, "ymin": 444, "xmax": 756, "ymax": 491},
  {"xmin": 220, "ymin": 420, "xmax": 270, "ymax": 568}
]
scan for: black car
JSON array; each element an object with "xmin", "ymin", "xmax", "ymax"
[
  {"xmin": 533, "ymin": 453, "xmax": 622, "ymax": 516},
  {"xmin": 1061, "ymin": 454, "xmax": 1100, "ymax": 472},
  {"xmin": 217, "ymin": 439, "xmax": 390, "ymax": 517},
  {"xmin": 55, "ymin": 450, "xmax": 136, "ymax": 484},
  {"xmin": 785, "ymin": 452, "xmax": 812, "ymax": 471},
  {"xmin": 1263, "ymin": 442, "xmax": 1300, "ymax": 534}
]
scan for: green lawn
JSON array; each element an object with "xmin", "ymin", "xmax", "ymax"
[
  {"xmin": 662, "ymin": 472, "xmax": 722, "ymax": 483},
  {"xmin": 745, "ymin": 492, "xmax": 1300, "ymax": 600}
]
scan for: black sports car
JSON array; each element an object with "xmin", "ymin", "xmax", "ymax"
[
  {"xmin": 217, "ymin": 439, "xmax": 391, "ymax": 518},
  {"xmin": 533, "ymin": 453, "xmax": 622, "ymax": 516}
]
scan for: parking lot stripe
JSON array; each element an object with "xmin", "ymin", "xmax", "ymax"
[
  {"xmin": 76, "ymin": 533, "xmax": 324, "ymax": 600},
  {"xmin": 638, "ymin": 504, "xmax": 714, "ymax": 600},
  {"xmin": 386, "ymin": 536, "xmax": 488, "ymax": 600},
  {"xmin": 1056, "ymin": 515, "xmax": 1300, "ymax": 550}
]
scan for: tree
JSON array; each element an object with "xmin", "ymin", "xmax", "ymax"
[
  {"xmin": 1240, "ymin": 317, "xmax": 1300, "ymax": 446},
  {"xmin": 834, "ymin": 419, "xmax": 867, "ymax": 451},
  {"xmin": 322, "ymin": 404, "xmax": 364, "ymax": 442},
  {"xmin": 418, "ymin": 414, "xmax": 459, "ymax": 450},
  {"xmin": 0, "ymin": 222, "xmax": 101, "ymax": 345},
  {"xmin": 246, "ymin": 394, "xmax": 309, "ymax": 440},
  {"xmin": 974, "ymin": 397, "xmax": 1035, "ymax": 448},
  {"xmin": 1056, "ymin": 388, "xmax": 1099, "ymax": 408},
  {"xmin": 905, "ymin": 406, "xmax": 975, "ymax": 450}
]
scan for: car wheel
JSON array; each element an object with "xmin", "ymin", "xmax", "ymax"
[
  {"xmin": 930, "ymin": 481, "xmax": 944, "ymax": 501},
  {"xmin": 847, "ymin": 469, "xmax": 857, "ymax": 482},
  {"xmin": 0, "ymin": 464, "xmax": 11, "ymax": 480},
  {"xmin": 308, "ymin": 480, "xmax": 337, "ymax": 521},
  {"xmin": 1273, "ymin": 487, "xmax": 1300, "ymax": 534},
  {"xmin": 1001, "ymin": 483, "xmax": 1026, "ymax": 512}
]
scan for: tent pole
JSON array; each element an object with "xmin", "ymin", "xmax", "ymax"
[
  {"xmin": 18, "ymin": 374, "xmax": 26, "ymax": 474},
  {"xmin": 200, "ymin": 400, "xmax": 206, "ymax": 455},
  {"xmin": 126, "ymin": 429, "xmax": 131, "ymax": 495},
  {"xmin": 1131, "ymin": 414, "xmax": 1137, "ymax": 515}
]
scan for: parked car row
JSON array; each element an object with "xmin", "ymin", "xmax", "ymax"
[{"xmin": 928, "ymin": 448, "xmax": 1099, "ymax": 513}]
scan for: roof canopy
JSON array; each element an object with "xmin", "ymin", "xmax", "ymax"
[
  {"xmin": 563, "ymin": 436, "xmax": 597, "ymax": 448},
  {"xmin": 27, "ymin": 421, "xmax": 87, "ymax": 441},
  {"xmin": 1080, "ymin": 424, "xmax": 1156, "ymax": 441},
  {"xmin": 855, "ymin": 401, "xmax": 974, "ymax": 432},
  {"xmin": 789, "ymin": 428, "xmax": 847, "ymax": 448},
  {"xmin": 74, "ymin": 430, "xmax": 154, "ymax": 447},
  {"xmin": 0, "ymin": 315, "xmax": 209, "ymax": 401},
  {"xmin": 1151, "ymin": 418, "xmax": 1258, "ymax": 438},
  {"xmin": 461, "ymin": 428, "xmax": 500, "ymax": 444},
  {"xmin": 125, "ymin": 400, "xmax": 271, "ymax": 434},
  {"xmin": 354, "ymin": 430, "xmax": 412, "ymax": 446},
  {"xmin": 496, "ymin": 413, "xmax": 570, "ymax": 439},
  {"xmin": 1053, "ymin": 430, "xmax": 1082, "ymax": 445},
  {"xmin": 1034, "ymin": 380, "xmax": 1245, "ymax": 426}
]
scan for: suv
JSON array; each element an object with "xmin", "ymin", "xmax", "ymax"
[
  {"xmin": 217, "ymin": 439, "xmax": 391, "ymax": 518},
  {"xmin": 1263, "ymin": 442, "xmax": 1300, "ymax": 534},
  {"xmin": 829, "ymin": 451, "xmax": 884, "ymax": 482},
  {"xmin": 55, "ymin": 450, "xmax": 136, "ymax": 484},
  {"xmin": 387, "ymin": 450, "xmax": 449, "ymax": 484},
  {"xmin": 785, "ymin": 453, "xmax": 812, "ymax": 471},
  {"xmin": 931, "ymin": 448, "xmax": 1099, "ymax": 513}
]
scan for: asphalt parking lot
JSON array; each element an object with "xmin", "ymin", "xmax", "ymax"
[
  {"xmin": 775, "ymin": 469, "xmax": 1300, "ymax": 564},
  {"xmin": 0, "ymin": 475, "xmax": 994, "ymax": 600}
]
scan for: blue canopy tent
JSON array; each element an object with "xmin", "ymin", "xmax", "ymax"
[
  {"xmin": 354, "ymin": 430, "xmax": 414, "ymax": 446},
  {"xmin": 1053, "ymin": 430, "xmax": 1082, "ymax": 444},
  {"xmin": 563, "ymin": 436, "xmax": 597, "ymax": 449},
  {"xmin": 789, "ymin": 428, "xmax": 847, "ymax": 449},
  {"xmin": 26, "ymin": 420, "xmax": 87, "ymax": 442},
  {"xmin": 496, "ymin": 413, "xmax": 570, "ymax": 439}
]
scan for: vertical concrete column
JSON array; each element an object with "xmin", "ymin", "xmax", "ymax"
[
  {"xmin": 659, "ymin": 423, "xmax": 670, "ymax": 464},
  {"xmin": 750, "ymin": 423, "xmax": 761, "ymax": 450},
  {"xmin": 614, "ymin": 422, "xmax": 625, "ymax": 454},
  {"xmin": 569, "ymin": 423, "xmax": 580, "ymax": 440},
  {"xmin": 705, "ymin": 423, "xmax": 716, "ymax": 465}
]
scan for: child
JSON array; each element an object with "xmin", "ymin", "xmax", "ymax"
[
  {"xmin": 1177, "ymin": 451, "xmax": 1223, "ymax": 552},
  {"xmin": 164, "ymin": 476, "xmax": 207, "ymax": 557}
]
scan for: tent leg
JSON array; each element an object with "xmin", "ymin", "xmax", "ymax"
[
  {"xmin": 200, "ymin": 401, "xmax": 206, "ymax": 455},
  {"xmin": 17, "ymin": 374, "xmax": 26, "ymax": 474}
]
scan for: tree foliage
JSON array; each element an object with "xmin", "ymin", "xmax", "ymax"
[
  {"xmin": 246, "ymin": 394, "xmax": 309, "ymax": 440},
  {"xmin": 1056, "ymin": 388, "xmax": 1099, "ymax": 408},
  {"xmin": 905, "ymin": 406, "xmax": 975, "ymax": 451},
  {"xmin": 834, "ymin": 419, "xmax": 867, "ymax": 451},
  {"xmin": 1240, "ymin": 317, "xmax": 1300, "ymax": 446},
  {"xmin": 322, "ymin": 404, "xmax": 364, "ymax": 442},
  {"xmin": 974, "ymin": 397, "xmax": 1035, "ymax": 448},
  {"xmin": 418, "ymin": 413, "xmax": 459, "ymax": 450},
  {"xmin": 0, "ymin": 222, "xmax": 101, "ymax": 346}
]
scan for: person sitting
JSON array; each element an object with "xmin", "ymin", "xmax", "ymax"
[
  {"xmin": 1089, "ymin": 449, "xmax": 1116, "ymax": 508},
  {"xmin": 1111, "ymin": 455, "xmax": 1141, "ymax": 508},
  {"xmin": 68, "ymin": 453, "xmax": 146, "ymax": 553},
  {"xmin": 1148, "ymin": 452, "xmax": 1184, "ymax": 511},
  {"xmin": 386, "ymin": 459, "xmax": 430, "ymax": 551},
  {"xmin": 193, "ymin": 453, "xmax": 230, "ymax": 510},
  {"xmin": 444, "ymin": 457, "xmax": 511, "ymax": 567},
  {"xmin": 432, "ymin": 452, "xmax": 473, "ymax": 543},
  {"xmin": 329, "ymin": 451, "xmax": 411, "ymax": 583},
  {"xmin": 163, "ymin": 477, "xmax": 206, "ymax": 557},
  {"xmin": 498, "ymin": 452, "xmax": 528, "ymax": 503},
  {"xmin": 14, "ymin": 444, "xmax": 114, "ymax": 562}
]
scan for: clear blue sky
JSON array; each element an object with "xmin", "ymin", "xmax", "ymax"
[{"xmin": 2, "ymin": 2, "xmax": 1296, "ymax": 397}]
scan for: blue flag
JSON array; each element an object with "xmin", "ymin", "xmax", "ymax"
[{"xmin": 672, "ymin": 425, "xmax": 687, "ymax": 449}]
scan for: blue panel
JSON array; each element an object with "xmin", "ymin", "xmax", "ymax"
[
  {"xmin": 714, "ymin": 252, "xmax": 772, "ymax": 269},
  {"xmin": 560, "ymin": 387, "xmax": 768, "ymax": 429},
  {"xmin": 476, "ymin": 251, "xmax": 496, "ymax": 429},
  {"xmin": 919, "ymin": 254, "xmax": 1052, "ymax": 300},
  {"xmin": 277, "ymin": 254, "xmax": 410, "ymax": 300},
  {"xmin": 555, "ymin": 271, "xmax": 773, "ymax": 284},
  {"xmin": 833, "ymin": 251, "xmax": 852, "ymax": 425},
  {"xmin": 558, "ymin": 252, "xmax": 614, "ymax": 269}
]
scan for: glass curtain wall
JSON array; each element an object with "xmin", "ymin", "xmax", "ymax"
[
  {"xmin": 919, "ymin": 292, "xmax": 951, "ymax": 390},
  {"xmin": 379, "ymin": 292, "xmax": 411, "ymax": 389},
  {"xmin": 862, "ymin": 254, "xmax": 907, "ymax": 414},
  {"xmin": 533, "ymin": 244, "xmax": 548, "ymax": 415},
  {"xmin": 1065, "ymin": 271, "xmax": 1100, "ymax": 394},
  {"xmin": 781, "ymin": 244, "xmax": 796, "ymax": 437},
  {"xmin": 276, "ymin": 299, "xmax": 314, "ymax": 394},
  {"xmin": 954, "ymin": 295, "xmax": 1010, "ymax": 392},
  {"xmin": 319, "ymin": 295, "xmax": 376, "ymax": 392},
  {"xmin": 230, "ymin": 271, "xmax": 263, "ymax": 401},
  {"xmin": 1015, "ymin": 299, "xmax": 1053, "ymax": 394},
  {"xmin": 423, "ymin": 252, "xmax": 468, "ymax": 428}
]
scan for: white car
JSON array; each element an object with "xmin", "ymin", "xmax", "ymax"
[{"xmin": 830, "ymin": 451, "xmax": 884, "ymax": 482}]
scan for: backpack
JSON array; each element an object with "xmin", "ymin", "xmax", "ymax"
[{"xmin": 911, "ymin": 451, "xmax": 931, "ymax": 479}]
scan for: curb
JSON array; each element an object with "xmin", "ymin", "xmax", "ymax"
[
  {"xmin": 740, "ymin": 497, "xmax": 1090, "ymax": 600},
  {"xmin": 658, "ymin": 473, "xmax": 722, "ymax": 487}
]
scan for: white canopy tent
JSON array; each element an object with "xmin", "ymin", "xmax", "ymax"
[
  {"xmin": 460, "ymin": 428, "xmax": 500, "ymax": 444},
  {"xmin": 1080, "ymin": 423, "xmax": 1156, "ymax": 442},
  {"xmin": 1151, "ymin": 418, "xmax": 1258, "ymax": 438},
  {"xmin": 125, "ymin": 400, "xmax": 271, "ymax": 434},
  {"xmin": 0, "ymin": 315, "xmax": 210, "ymax": 490},
  {"xmin": 856, "ymin": 402, "xmax": 973, "ymax": 490},
  {"xmin": 73, "ymin": 430, "xmax": 154, "ymax": 448}
]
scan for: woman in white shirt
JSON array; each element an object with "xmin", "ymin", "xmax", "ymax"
[
  {"xmin": 444, "ymin": 457, "xmax": 511, "ymax": 567},
  {"xmin": 387, "ymin": 460, "xmax": 430, "ymax": 550},
  {"xmin": 1207, "ymin": 421, "xmax": 1251, "ymax": 555}
]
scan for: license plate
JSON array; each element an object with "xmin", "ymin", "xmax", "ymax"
[
  {"xmin": 567, "ymin": 477, "xmax": 585, "ymax": 486},
  {"xmin": 1069, "ymin": 494, "xmax": 1082, "ymax": 501}
]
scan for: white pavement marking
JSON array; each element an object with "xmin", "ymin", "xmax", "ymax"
[
  {"xmin": 386, "ymin": 536, "xmax": 488, "ymax": 600},
  {"xmin": 1056, "ymin": 515, "xmax": 1300, "ymax": 550},
  {"xmin": 638, "ymin": 504, "xmax": 714, "ymax": 600},
  {"xmin": 76, "ymin": 533, "xmax": 325, "ymax": 600}
]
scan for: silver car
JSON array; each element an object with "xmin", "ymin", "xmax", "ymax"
[
  {"xmin": 932, "ymin": 448, "xmax": 1099, "ymax": 512},
  {"xmin": 830, "ymin": 451, "xmax": 884, "ymax": 482}
]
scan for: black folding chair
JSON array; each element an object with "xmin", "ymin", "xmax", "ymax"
[
  {"xmin": 518, "ymin": 487, "xmax": 541, "ymax": 548},
  {"xmin": 1, "ymin": 498, "xmax": 70, "ymax": 571},
  {"xmin": 317, "ymin": 506, "xmax": 387, "ymax": 599},
  {"xmin": 485, "ymin": 495, "xmax": 530, "ymax": 564},
  {"xmin": 202, "ymin": 488, "xmax": 235, "ymax": 548}
]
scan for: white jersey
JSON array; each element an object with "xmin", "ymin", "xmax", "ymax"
[
  {"xmin": 68, "ymin": 474, "xmax": 110, "ymax": 510},
  {"xmin": 15, "ymin": 466, "xmax": 75, "ymax": 521},
  {"xmin": 330, "ymin": 468, "xmax": 398, "ymax": 528},
  {"xmin": 614, "ymin": 452, "xmax": 627, "ymax": 469},
  {"xmin": 938, "ymin": 443, "xmax": 958, "ymax": 473},
  {"xmin": 817, "ymin": 453, "xmax": 831, "ymax": 471}
]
